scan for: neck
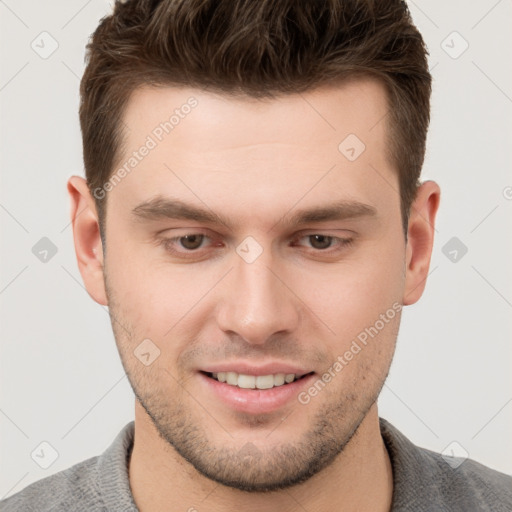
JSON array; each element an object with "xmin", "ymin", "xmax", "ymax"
[{"xmin": 128, "ymin": 403, "xmax": 393, "ymax": 512}]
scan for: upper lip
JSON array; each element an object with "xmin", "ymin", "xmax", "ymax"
[{"xmin": 200, "ymin": 362, "xmax": 312, "ymax": 378}]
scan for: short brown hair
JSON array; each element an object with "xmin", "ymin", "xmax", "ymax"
[{"xmin": 80, "ymin": 0, "xmax": 431, "ymax": 237}]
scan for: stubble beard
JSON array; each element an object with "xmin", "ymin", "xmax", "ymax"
[{"xmin": 104, "ymin": 275, "xmax": 393, "ymax": 492}]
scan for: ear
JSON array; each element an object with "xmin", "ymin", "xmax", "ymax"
[
  {"xmin": 67, "ymin": 176, "xmax": 108, "ymax": 306},
  {"xmin": 403, "ymin": 180, "xmax": 441, "ymax": 305}
]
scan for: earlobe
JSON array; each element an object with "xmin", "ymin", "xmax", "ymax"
[
  {"xmin": 67, "ymin": 175, "xmax": 108, "ymax": 306},
  {"xmin": 403, "ymin": 180, "xmax": 441, "ymax": 306}
]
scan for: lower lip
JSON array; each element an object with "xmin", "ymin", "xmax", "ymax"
[{"xmin": 198, "ymin": 372, "xmax": 316, "ymax": 415}]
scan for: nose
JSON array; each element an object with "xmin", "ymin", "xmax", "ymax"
[{"xmin": 215, "ymin": 247, "xmax": 301, "ymax": 346}]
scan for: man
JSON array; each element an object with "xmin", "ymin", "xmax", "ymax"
[{"xmin": 2, "ymin": 0, "xmax": 511, "ymax": 510}]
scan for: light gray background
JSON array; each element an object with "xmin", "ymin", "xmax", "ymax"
[{"xmin": 1, "ymin": 0, "xmax": 511, "ymax": 499}]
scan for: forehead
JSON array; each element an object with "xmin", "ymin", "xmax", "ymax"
[
  {"xmin": 121, "ymin": 78, "xmax": 390, "ymax": 149},
  {"xmin": 108, "ymin": 78, "xmax": 397, "ymax": 229}
]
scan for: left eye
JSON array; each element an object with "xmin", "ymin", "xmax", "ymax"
[
  {"xmin": 175, "ymin": 234, "xmax": 208, "ymax": 250},
  {"xmin": 301, "ymin": 234, "xmax": 336, "ymax": 250},
  {"xmin": 159, "ymin": 233, "xmax": 216, "ymax": 258}
]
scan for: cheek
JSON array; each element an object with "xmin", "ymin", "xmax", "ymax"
[
  {"xmin": 104, "ymin": 240, "xmax": 216, "ymax": 367},
  {"xmin": 306, "ymin": 246, "xmax": 404, "ymax": 334},
  {"xmin": 104, "ymin": 239, "xmax": 171, "ymax": 337}
]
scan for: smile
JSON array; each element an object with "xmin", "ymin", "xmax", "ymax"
[{"xmin": 207, "ymin": 371, "xmax": 310, "ymax": 389}]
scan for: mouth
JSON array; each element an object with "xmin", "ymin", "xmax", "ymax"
[
  {"xmin": 201, "ymin": 371, "xmax": 314, "ymax": 390},
  {"xmin": 198, "ymin": 363, "xmax": 317, "ymax": 414}
]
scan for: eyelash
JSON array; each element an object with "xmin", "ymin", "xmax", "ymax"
[{"xmin": 158, "ymin": 232, "xmax": 354, "ymax": 259}]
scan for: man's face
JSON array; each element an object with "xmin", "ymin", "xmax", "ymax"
[{"xmin": 102, "ymin": 79, "xmax": 406, "ymax": 491}]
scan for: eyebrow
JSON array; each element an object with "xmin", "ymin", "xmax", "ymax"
[{"xmin": 131, "ymin": 196, "xmax": 378, "ymax": 231}]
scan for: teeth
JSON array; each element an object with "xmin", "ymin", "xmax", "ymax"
[
  {"xmin": 255, "ymin": 375, "xmax": 274, "ymax": 389},
  {"xmin": 274, "ymin": 373, "xmax": 285, "ymax": 386},
  {"xmin": 210, "ymin": 371, "xmax": 299, "ymax": 389},
  {"xmin": 238, "ymin": 374, "xmax": 256, "ymax": 389},
  {"xmin": 226, "ymin": 372, "xmax": 238, "ymax": 386}
]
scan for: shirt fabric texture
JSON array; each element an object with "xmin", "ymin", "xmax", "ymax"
[{"xmin": 1, "ymin": 418, "xmax": 511, "ymax": 511}]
